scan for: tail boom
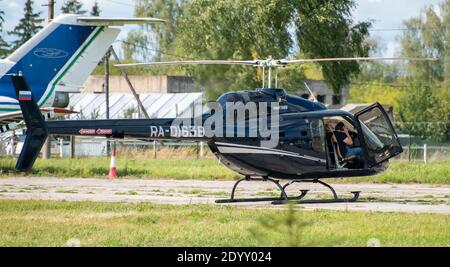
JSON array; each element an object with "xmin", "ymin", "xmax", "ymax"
[
  {"xmin": 46, "ymin": 118, "xmax": 209, "ymax": 141},
  {"xmin": 13, "ymin": 74, "xmax": 208, "ymax": 171}
]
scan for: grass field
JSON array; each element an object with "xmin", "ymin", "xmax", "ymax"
[
  {"xmin": 0, "ymin": 157, "xmax": 239, "ymax": 180},
  {"xmin": 0, "ymin": 156, "xmax": 449, "ymax": 184},
  {"xmin": 0, "ymin": 199, "xmax": 448, "ymax": 246}
]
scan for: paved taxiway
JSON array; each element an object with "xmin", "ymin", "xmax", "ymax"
[{"xmin": 0, "ymin": 177, "xmax": 449, "ymax": 214}]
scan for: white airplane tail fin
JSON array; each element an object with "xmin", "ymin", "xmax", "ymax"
[{"xmin": 0, "ymin": 14, "xmax": 163, "ymax": 112}]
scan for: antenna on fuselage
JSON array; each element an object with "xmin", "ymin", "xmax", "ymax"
[{"xmin": 303, "ymin": 81, "xmax": 317, "ymax": 102}]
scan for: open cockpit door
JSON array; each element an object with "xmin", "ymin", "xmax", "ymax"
[{"xmin": 356, "ymin": 103, "xmax": 403, "ymax": 167}]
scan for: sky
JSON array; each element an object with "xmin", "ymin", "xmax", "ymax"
[
  {"xmin": 0, "ymin": 0, "xmax": 444, "ymax": 58},
  {"xmin": 352, "ymin": 0, "xmax": 443, "ymax": 56}
]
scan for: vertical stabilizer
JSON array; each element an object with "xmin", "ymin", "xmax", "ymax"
[{"xmin": 12, "ymin": 75, "xmax": 48, "ymax": 171}]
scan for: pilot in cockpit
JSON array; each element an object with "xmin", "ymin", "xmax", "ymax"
[{"xmin": 334, "ymin": 122, "xmax": 362, "ymax": 161}]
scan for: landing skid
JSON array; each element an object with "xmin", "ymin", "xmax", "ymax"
[
  {"xmin": 215, "ymin": 176, "xmax": 309, "ymax": 203},
  {"xmin": 215, "ymin": 177, "xmax": 360, "ymax": 204},
  {"xmin": 272, "ymin": 179, "xmax": 360, "ymax": 204}
]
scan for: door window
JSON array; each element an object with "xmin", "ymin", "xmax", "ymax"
[{"xmin": 356, "ymin": 104, "xmax": 403, "ymax": 166}]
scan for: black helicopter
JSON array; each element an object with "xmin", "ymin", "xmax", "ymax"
[{"xmin": 12, "ymin": 56, "xmax": 432, "ymax": 204}]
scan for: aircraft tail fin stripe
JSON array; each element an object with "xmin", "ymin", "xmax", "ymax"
[{"xmin": 38, "ymin": 26, "xmax": 105, "ymax": 106}]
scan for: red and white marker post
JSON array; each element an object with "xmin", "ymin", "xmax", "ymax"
[{"xmin": 109, "ymin": 142, "xmax": 117, "ymax": 179}]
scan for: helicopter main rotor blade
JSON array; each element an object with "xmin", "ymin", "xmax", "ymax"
[
  {"xmin": 115, "ymin": 60, "xmax": 259, "ymax": 68},
  {"xmin": 115, "ymin": 57, "xmax": 437, "ymax": 69},
  {"xmin": 280, "ymin": 57, "xmax": 437, "ymax": 64}
]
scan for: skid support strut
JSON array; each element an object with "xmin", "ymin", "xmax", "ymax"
[{"xmin": 215, "ymin": 176, "xmax": 308, "ymax": 203}]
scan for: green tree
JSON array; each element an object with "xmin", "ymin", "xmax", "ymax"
[
  {"xmin": 395, "ymin": 0, "xmax": 450, "ymax": 142},
  {"xmin": 174, "ymin": 0, "xmax": 298, "ymax": 99},
  {"xmin": 126, "ymin": 0, "xmax": 371, "ymax": 100},
  {"xmin": 399, "ymin": 0, "xmax": 449, "ymax": 83},
  {"xmin": 129, "ymin": 0, "xmax": 185, "ymax": 60},
  {"xmin": 90, "ymin": 1, "xmax": 101, "ymax": 16},
  {"xmin": 0, "ymin": 0, "xmax": 10, "ymax": 58},
  {"xmin": 397, "ymin": 81, "xmax": 449, "ymax": 142},
  {"xmin": 8, "ymin": 0, "xmax": 44, "ymax": 50},
  {"xmin": 61, "ymin": 0, "xmax": 87, "ymax": 15},
  {"xmin": 123, "ymin": 31, "xmax": 156, "ymax": 62},
  {"xmin": 295, "ymin": 0, "xmax": 372, "ymax": 97},
  {"xmin": 356, "ymin": 62, "xmax": 402, "ymax": 83},
  {"xmin": 348, "ymin": 82, "xmax": 403, "ymax": 110}
]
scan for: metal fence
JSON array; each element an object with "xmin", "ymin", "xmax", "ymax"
[
  {"xmin": 398, "ymin": 145, "xmax": 449, "ymax": 162},
  {"xmin": 0, "ymin": 137, "xmax": 210, "ymax": 158}
]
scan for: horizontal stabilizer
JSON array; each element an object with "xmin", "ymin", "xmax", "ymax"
[{"xmin": 77, "ymin": 17, "xmax": 165, "ymax": 26}]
